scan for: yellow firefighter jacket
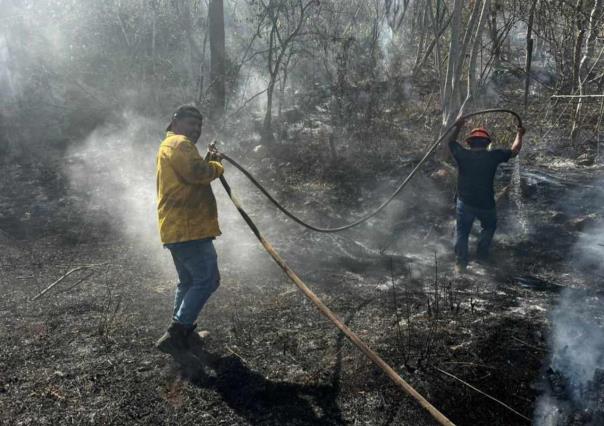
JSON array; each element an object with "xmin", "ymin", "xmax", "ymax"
[{"xmin": 156, "ymin": 131, "xmax": 224, "ymax": 244}]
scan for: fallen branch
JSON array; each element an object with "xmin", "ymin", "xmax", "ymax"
[
  {"xmin": 434, "ymin": 367, "xmax": 531, "ymax": 422},
  {"xmin": 31, "ymin": 263, "xmax": 108, "ymax": 302},
  {"xmin": 57, "ymin": 270, "xmax": 96, "ymax": 294},
  {"xmin": 511, "ymin": 336, "xmax": 544, "ymax": 352},
  {"xmin": 226, "ymin": 346, "xmax": 249, "ymax": 365}
]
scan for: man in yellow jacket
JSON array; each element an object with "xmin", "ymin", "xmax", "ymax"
[{"xmin": 155, "ymin": 105, "xmax": 224, "ymax": 362}]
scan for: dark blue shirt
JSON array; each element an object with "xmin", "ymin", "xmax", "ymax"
[{"xmin": 449, "ymin": 140, "xmax": 512, "ymax": 209}]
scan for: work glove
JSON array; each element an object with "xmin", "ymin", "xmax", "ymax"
[{"xmin": 209, "ymin": 161, "xmax": 224, "ymax": 178}]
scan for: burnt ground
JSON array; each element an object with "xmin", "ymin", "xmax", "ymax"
[{"xmin": 1, "ymin": 152, "xmax": 604, "ymax": 425}]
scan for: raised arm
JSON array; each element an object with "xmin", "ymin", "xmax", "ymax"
[
  {"xmin": 511, "ymin": 126, "xmax": 525, "ymax": 157},
  {"xmin": 448, "ymin": 119, "xmax": 465, "ymax": 154},
  {"xmin": 451, "ymin": 119, "xmax": 465, "ymax": 141}
]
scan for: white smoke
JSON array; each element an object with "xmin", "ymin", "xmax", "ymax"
[
  {"xmin": 65, "ymin": 112, "xmax": 172, "ymax": 275},
  {"xmin": 533, "ymin": 174, "xmax": 604, "ymax": 425},
  {"xmin": 64, "ymin": 111, "xmax": 279, "ymax": 288},
  {"xmin": 550, "ymin": 292, "xmax": 604, "ymax": 394},
  {"xmin": 534, "ymin": 288, "xmax": 604, "ymax": 425},
  {"xmin": 571, "ymin": 221, "xmax": 604, "ymax": 277}
]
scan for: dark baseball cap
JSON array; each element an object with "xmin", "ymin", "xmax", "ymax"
[{"xmin": 166, "ymin": 105, "xmax": 203, "ymax": 131}]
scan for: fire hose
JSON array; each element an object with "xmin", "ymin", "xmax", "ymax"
[
  {"xmin": 213, "ymin": 109, "xmax": 523, "ymax": 425},
  {"xmin": 217, "ymin": 109, "xmax": 522, "ymax": 233}
]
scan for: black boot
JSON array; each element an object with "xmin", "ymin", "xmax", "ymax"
[
  {"xmin": 156, "ymin": 322, "xmax": 205, "ymax": 378},
  {"xmin": 156, "ymin": 322, "xmax": 190, "ymax": 355},
  {"xmin": 187, "ymin": 323, "xmax": 209, "ymax": 353}
]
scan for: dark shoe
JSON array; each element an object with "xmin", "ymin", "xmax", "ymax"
[
  {"xmin": 156, "ymin": 322, "xmax": 189, "ymax": 352},
  {"xmin": 187, "ymin": 324, "xmax": 209, "ymax": 353},
  {"xmin": 157, "ymin": 322, "xmax": 204, "ymax": 376}
]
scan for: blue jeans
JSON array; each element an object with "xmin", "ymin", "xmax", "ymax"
[
  {"xmin": 165, "ymin": 239, "xmax": 220, "ymax": 327},
  {"xmin": 455, "ymin": 199, "xmax": 497, "ymax": 266}
]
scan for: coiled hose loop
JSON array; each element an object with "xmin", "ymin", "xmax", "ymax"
[{"xmin": 218, "ymin": 108, "xmax": 522, "ymax": 233}]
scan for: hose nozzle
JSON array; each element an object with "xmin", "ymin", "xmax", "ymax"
[{"xmin": 206, "ymin": 140, "xmax": 224, "ymax": 161}]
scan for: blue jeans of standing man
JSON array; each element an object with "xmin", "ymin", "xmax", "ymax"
[
  {"xmin": 455, "ymin": 199, "xmax": 497, "ymax": 266},
  {"xmin": 165, "ymin": 238, "xmax": 220, "ymax": 327}
]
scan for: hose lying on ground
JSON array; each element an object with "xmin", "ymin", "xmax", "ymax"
[
  {"xmin": 219, "ymin": 174, "xmax": 456, "ymax": 426},
  {"xmin": 219, "ymin": 109, "xmax": 522, "ymax": 233},
  {"xmin": 215, "ymin": 109, "xmax": 523, "ymax": 425}
]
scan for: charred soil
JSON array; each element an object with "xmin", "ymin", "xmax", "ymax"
[{"xmin": 1, "ymin": 152, "xmax": 603, "ymax": 425}]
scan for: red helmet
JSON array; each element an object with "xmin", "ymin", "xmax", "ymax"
[{"xmin": 465, "ymin": 127, "xmax": 491, "ymax": 145}]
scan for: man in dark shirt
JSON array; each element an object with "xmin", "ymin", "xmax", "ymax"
[{"xmin": 448, "ymin": 122, "xmax": 525, "ymax": 272}]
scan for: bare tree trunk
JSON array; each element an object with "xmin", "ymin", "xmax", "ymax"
[
  {"xmin": 443, "ymin": 0, "xmax": 486, "ymax": 127},
  {"xmin": 572, "ymin": 0, "xmax": 587, "ymax": 90},
  {"xmin": 265, "ymin": 80, "xmax": 275, "ymax": 140},
  {"xmin": 263, "ymin": 10, "xmax": 278, "ymax": 143},
  {"xmin": 427, "ymin": 0, "xmax": 445, "ymax": 95},
  {"xmin": 524, "ymin": 0, "xmax": 538, "ymax": 112},
  {"xmin": 196, "ymin": 29, "xmax": 209, "ymax": 106},
  {"xmin": 209, "ymin": 0, "xmax": 226, "ymax": 118},
  {"xmin": 454, "ymin": 0, "xmax": 484, "ymax": 90},
  {"xmin": 441, "ymin": 0, "xmax": 463, "ymax": 127},
  {"xmin": 385, "ymin": 0, "xmax": 410, "ymax": 31},
  {"xmin": 278, "ymin": 49, "xmax": 293, "ymax": 120},
  {"xmin": 572, "ymin": 0, "xmax": 603, "ymax": 142},
  {"xmin": 488, "ymin": 4, "xmax": 500, "ymax": 68},
  {"xmin": 463, "ymin": 0, "xmax": 490, "ymax": 111}
]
